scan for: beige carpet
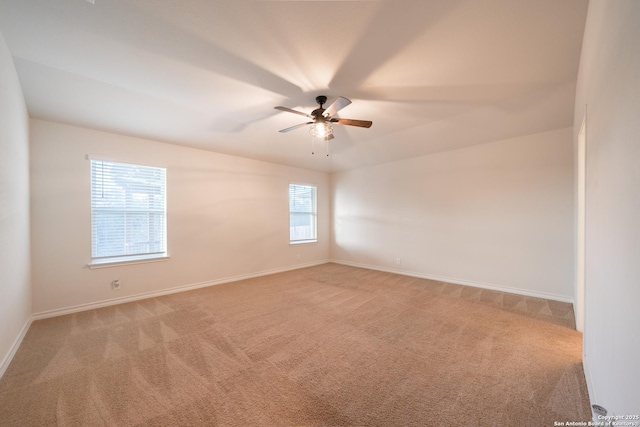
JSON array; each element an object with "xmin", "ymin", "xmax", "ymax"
[{"xmin": 0, "ymin": 263, "xmax": 591, "ymax": 426}]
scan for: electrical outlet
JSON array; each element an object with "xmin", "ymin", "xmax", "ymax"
[
  {"xmin": 396, "ymin": 258, "xmax": 402, "ymax": 265},
  {"xmin": 111, "ymin": 279, "xmax": 121, "ymax": 291}
]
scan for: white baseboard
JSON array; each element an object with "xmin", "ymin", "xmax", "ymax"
[
  {"xmin": 0, "ymin": 316, "xmax": 32, "ymax": 379},
  {"xmin": 330, "ymin": 259, "xmax": 574, "ymax": 303},
  {"xmin": 32, "ymin": 260, "xmax": 330, "ymax": 320}
]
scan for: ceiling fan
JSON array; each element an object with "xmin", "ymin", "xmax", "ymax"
[{"xmin": 274, "ymin": 96, "xmax": 372, "ymax": 141}]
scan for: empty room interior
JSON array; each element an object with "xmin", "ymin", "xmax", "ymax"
[{"xmin": 1, "ymin": 0, "xmax": 639, "ymax": 425}]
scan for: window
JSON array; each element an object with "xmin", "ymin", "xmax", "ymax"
[
  {"xmin": 90, "ymin": 159, "xmax": 167, "ymax": 264},
  {"xmin": 289, "ymin": 184, "xmax": 317, "ymax": 244}
]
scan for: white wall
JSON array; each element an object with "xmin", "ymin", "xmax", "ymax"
[
  {"xmin": 332, "ymin": 128, "xmax": 574, "ymax": 301},
  {"xmin": 574, "ymin": 0, "xmax": 640, "ymax": 414},
  {"xmin": 0, "ymin": 29, "xmax": 31, "ymax": 375},
  {"xmin": 30, "ymin": 119, "xmax": 330, "ymax": 315}
]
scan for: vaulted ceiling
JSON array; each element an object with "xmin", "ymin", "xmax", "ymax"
[{"xmin": 0, "ymin": 0, "xmax": 588, "ymax": 172}]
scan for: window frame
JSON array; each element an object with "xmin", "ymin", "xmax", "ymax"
[
  {"xmin": 289, "ymin": 183, "xmax": 318, "ymax": 245},
  {"xmin": 88, "ymin": 157, "xmax": 168, "ymax": 268}
]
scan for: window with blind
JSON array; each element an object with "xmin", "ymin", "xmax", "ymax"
[
  {"xmin": 289, "ymin": 184, "xmax": 317, "ymax": 244},
  {"xmin": 90, "ymin": 159, "xmax": 167, "ymax": 264}
]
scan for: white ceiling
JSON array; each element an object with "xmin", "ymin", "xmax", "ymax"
[{"xmin": 0, "ymin": 0, "xmax": 588, "ymax": 172}]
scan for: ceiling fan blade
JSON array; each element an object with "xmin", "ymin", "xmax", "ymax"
[
  {"xmin": 323, "ymin": 96, "xmax": 352, "ymax": 117},
  {"xmin": 274, "ymin": 106, "xmax": 313, "ymax": 118},
  {"xmin": 279, "ymin": 122, "xmax": 313, "ymax": 133},
  {"xmin": 331, "ymin": 118, "xmax": 373, "ymax": 128}
]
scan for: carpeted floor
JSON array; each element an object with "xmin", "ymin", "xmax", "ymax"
[{"xmin": 0, "ymin": 263, "xmax": 591, "ymax": 426}]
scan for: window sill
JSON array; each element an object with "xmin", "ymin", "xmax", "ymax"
[
  {"xmin": 87, "ymin": 255, "xmax": 170, "ymax": 269},
  {"xmin": 289, "ymin": 240, "xmax": 317, "ymax": 245}
]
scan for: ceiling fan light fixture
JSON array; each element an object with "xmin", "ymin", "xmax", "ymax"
[{"xmin": 309, "ymin": 122, "xmax": 333, "ymax": 138}]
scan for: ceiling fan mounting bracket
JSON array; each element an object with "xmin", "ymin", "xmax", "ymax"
[{"xmin": 315, "ymin": 95, "xmax": 327, "ymax": 107}]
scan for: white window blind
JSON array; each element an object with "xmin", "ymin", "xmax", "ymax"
[
  {"xmin": 289, "ymin": 184, "xmax": 317, "ymax": 243},
  {"xmin": 90, "ymin": 159, "xmax": 167, "ymax": 263}
]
